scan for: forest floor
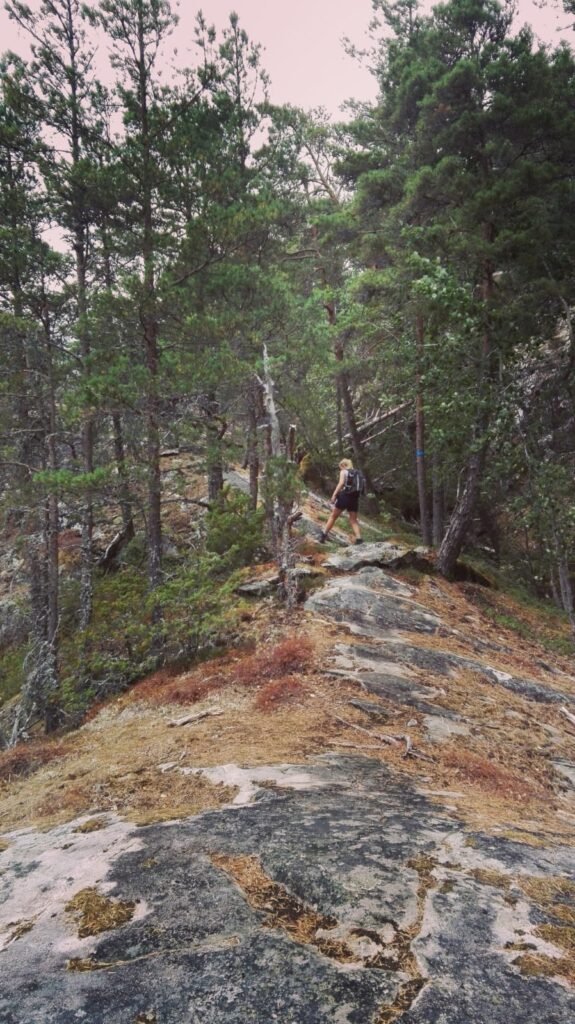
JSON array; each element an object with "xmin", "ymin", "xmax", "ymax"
[{"xmin": 1, "ymin": 472, "xmax": 575, "ymax": 1023}]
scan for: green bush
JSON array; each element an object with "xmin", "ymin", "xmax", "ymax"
[
  {"xmin": 58, "ymin": 549, "xmax": 243, "ymax": 719},
  {"xmin": 205, "ymin": 489, "xmax": 267, "ymax": 569},
  {"xmin": 0, "ymin": 645, "xmax": 25, "ymax": 707},
  {"xmin": 155, "ymin": 552, "xmax": 239, "ymax": 662}
]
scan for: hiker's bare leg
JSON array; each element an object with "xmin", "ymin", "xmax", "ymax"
[
  {"xmin": 323, "ymin": 507, "xmax": 342, "ymax": 535},
  {"xmin": 349, "ymin": 511, "xmax": 362, "ymax": 541}
]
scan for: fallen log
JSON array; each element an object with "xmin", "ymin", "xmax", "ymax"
[
  {"xmin": 331, "ymin": 715, "xmax": 400, "ymax": 747},
  {"xmin": 167, "ymin": 709, "xmax": 224, "ymax": 728},
  {"xmin": 331, "ymin": 715, "xmax": 434, "ymax": 761}
]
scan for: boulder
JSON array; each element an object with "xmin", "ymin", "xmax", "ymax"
[
  {"xmin": 324, "ymin": 541, "xmax": 432, "ymax": 573},
  {"xmin": 306, "ymin": 567, "xmax": 442, "ymax": 636}
]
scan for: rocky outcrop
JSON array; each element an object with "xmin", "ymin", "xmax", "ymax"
[
  {"xmin": 1, "ymin": 535, "xmax": 575, "ymax": 1023},
  {"xmin": 323, "ymin": 541, "xmax": 432, "ymax": 573},
  {"xmin": 306, "ymin": 567, "xmax": 442, "ymax": 636},
  {"xmin": 2, "ymin": 759, "xmax": 575, "ymax": 1024}
]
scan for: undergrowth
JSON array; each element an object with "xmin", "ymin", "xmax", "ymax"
[
  {"xmin": 465, "ymin": 582, "xmax": 573, "ymax": 656},
  {"xmin": 0, "ymin": 737, "xmax": 70, "ymax": 783},
  {"xmin": 0, "ymin": 645, "xmax": 24, "ymax": 707},
  {"xmin": 58, "ymin": 551, "xmax": 243, "ymax": 721},
  {"xmin": 131, "ymin": 634, "xmax": 314, "ymax": 708}
]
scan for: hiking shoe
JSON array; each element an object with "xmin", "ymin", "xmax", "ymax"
[
  {"xmin": 319, "ymin": 531, "xmax": 328, "ymax": 543},
  {"xmin": 354, "ymin": 538, "xmax": 364, "ymax": 545}
]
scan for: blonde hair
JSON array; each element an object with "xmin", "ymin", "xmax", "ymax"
[{"xmin": 339, "ymin": 458, "xmax": 353, "ymax": 470}]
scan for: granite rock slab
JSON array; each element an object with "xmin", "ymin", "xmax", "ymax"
[
  {"xmin": 306, "ymin": 567, "xmax": 442, "ymax": 636},
  {"xmin": 1, "ymin": 758, "xmax": 574, "ymax": 1024},
  {"xmin": 332, "ymin": 636, "xmax": 575, "ymax": 709},
  {"xmin": 323, "ymin": 542, "xmax": 432, "ymax": 573}
]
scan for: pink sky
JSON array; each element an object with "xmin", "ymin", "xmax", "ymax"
[{"xmin": 1, "ymin": 0, "xmax": 572, "ymax": 114}]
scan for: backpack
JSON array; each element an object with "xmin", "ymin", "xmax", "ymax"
[{"xmin": 342, "ymin": 468, "xmax": 366, "ymax": 495}]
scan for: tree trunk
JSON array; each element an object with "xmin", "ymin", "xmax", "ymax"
[
  {"xmin": 112, "ymin": 413, "xmax": 135, "ymax": 538},
  {"xmin": 553, "ymin": 526, "xmax": 575, "ymax": 635},
  {"xmin": 415, "ymin": 315, "xmax": 431, "ymax": 545},
  {"xmin": 437, "ymin": 441, "xmax": 488, "ymax": 577},
  {"xmin": 244, "ymin": 376, "xmax": 263, "ymax": 510},
  {"xmin": 557, "ymin": 557, "xmax": 574, "ymax": 622},
  {"xmin": 76, "ymin": 227, "xmax": 93, "ymax": 630},
  {"xmin": 431, "ymin": 454, "xmax": 444, "ymax": 548},
  {"xmin": 261, "ymin": 343, "xmax": 298, "ymax": 607},
  {"xmin": 336, "ymin": 379, "xmax": 344, "ymax": 458},
  {"xmin": 437, "ymin": 229, "xmax": 494, "ymax": 577},
  {"xmin": 326, "ymin": 302, "xmax": 375, "ymax": 497},
  {"xmin": 204, "ymin": 393, "xmax": 226, "ymax": 504},
  {"xmin": 550, "ymin": 569, "xmax": 562, "ymax": 609},
  {"xmin": 137, "ymin": 5, "xmax": 162, "ymax": 629},
  {"xmin": 247, "ymin": 410, "xmax": 259, "ymax": 511}
]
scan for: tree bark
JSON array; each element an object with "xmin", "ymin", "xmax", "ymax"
[
  {"xmin": 437, "ymin": 440, "xmax": 488, "ymax": 577},
  {"xmin": 244, "ymin": 376, "xmax": 264, "ymax": 510},
  {"xmin": 437, "ymin": 229, "xmax": 494, "ymax": 577},
  {"xmin": 136, "ymin": 3, "xmax": 163, "ymax": 628},
  {"xmin": 204, "ymin": 393, "xmax": 226, "ymax": 503},
  {"xmin": 326, "ymin": 301, "xmax": 375, "ymax": 497},
  {"xmin": 431, "ymin": 454, "xmax": 444, "ymax": 548},
  {"xmin": 112, "ymin": 413, "xmax": 135, "ymax": 538},
  {"xmin": 415, "ymin": 315, "xmax": 431, "ymax": 545},
  {"xmin": 261, "ymin": 343, "xmax": 298, "ymax": 607}
]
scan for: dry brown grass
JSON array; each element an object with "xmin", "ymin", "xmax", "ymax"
[
  {"xmin": 73, "ymin": 816, "xmax": 109, "ymax": 833},
  {"xmin": 65, "ymin": 887, "xmax": 135, "ymax": 938},
  {"xmin": 470, "ymin": 868, "xmax": 513, "ymax": 890},
  {"xmin": 0, "ymin": 664, "xmax": 362, "ymax": 833},
  {"xmin": 518, "ymin": 875, "xmax": 575, "ymax": 905},
  {"xmin": 2, "ymin": 549, "xmax": 575, "ymax": 850},
  {"xmin": 210, "ymin": 853, "xmax": 357, "ymax": 962},
  {"xmin": 513, "ymin": 952, "xmax": 575, "ymax": 985},
  {"xmin": 536, "ymin": 923, "xmax": 575, "ymax": 953}
]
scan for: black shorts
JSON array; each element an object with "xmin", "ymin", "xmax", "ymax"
[{"xmin": 335, "ymin": 491, "xmax": 359, "ymax": 512}]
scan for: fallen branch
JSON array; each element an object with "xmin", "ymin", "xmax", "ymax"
[
  {"xmin": 331, "ymin": 715, "xmax": 400, "ymax": 747},
  {"xmin": 392, "ymin": 733, "xmax": 434, "ymax": 761},
  {"xmin": 162, "ymin": 497, "xmax": 211, "ymax": 508},
  {"xmin": 329, "ymin": 739, "xmax": 392, "ymax": 751},
  {"xmin": 331, "ymin": 716, "xmax": 434, "ymax": 761},
  {"xmin": 167, "ymin": 709, "xmax": 224, "ymax": 728}
]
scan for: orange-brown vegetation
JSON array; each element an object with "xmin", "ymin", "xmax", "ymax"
[
  {"xmin": 0, "ymin": 738, "xmax": 70, "ymax": 783},
  {"xmin": 253, "ymin": 678, "xmax": 305, "ymax": 712},
  {"xmin": 232, "ymin": 635, "xmax": 313, "ymax": 685},
  {"xmin": 130, "ymin": 635, "xmax": 314, "ymax": 708},
  {"xmin": 438, "ymin": 745, "xmax": 547, "ymax": 802}
]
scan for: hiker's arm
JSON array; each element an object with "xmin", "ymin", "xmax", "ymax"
[{"xmin": 331, "ymin": 470, "xmax": 347, "ymax": 503}]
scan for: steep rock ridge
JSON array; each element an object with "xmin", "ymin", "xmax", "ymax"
[{"xmin": 1, "ymin": 542, "xmax": 574, "ymax": 1023}]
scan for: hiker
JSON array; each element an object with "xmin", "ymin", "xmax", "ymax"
[{"xmin": 319, "ymin": 459, "xmax": 364, "ymax": 544}]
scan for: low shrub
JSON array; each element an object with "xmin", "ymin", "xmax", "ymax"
[
  {"xmin": 0, "ymin": 738, "xmax": 70, "ymax": 783},
  {"xmin": 206, "ymin": 490, "xmax": 267, "ymax": 569},
  {"xmin": 233, "ymin": 635, "xmax": 313, "ymax": 686},
  {"xmin": 254, "ymin": 677, "xmax": 304, "ymax": 712},
  {"xmin": 0, "ymin": 645, "xmax": 24, "ymax": 707}
]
